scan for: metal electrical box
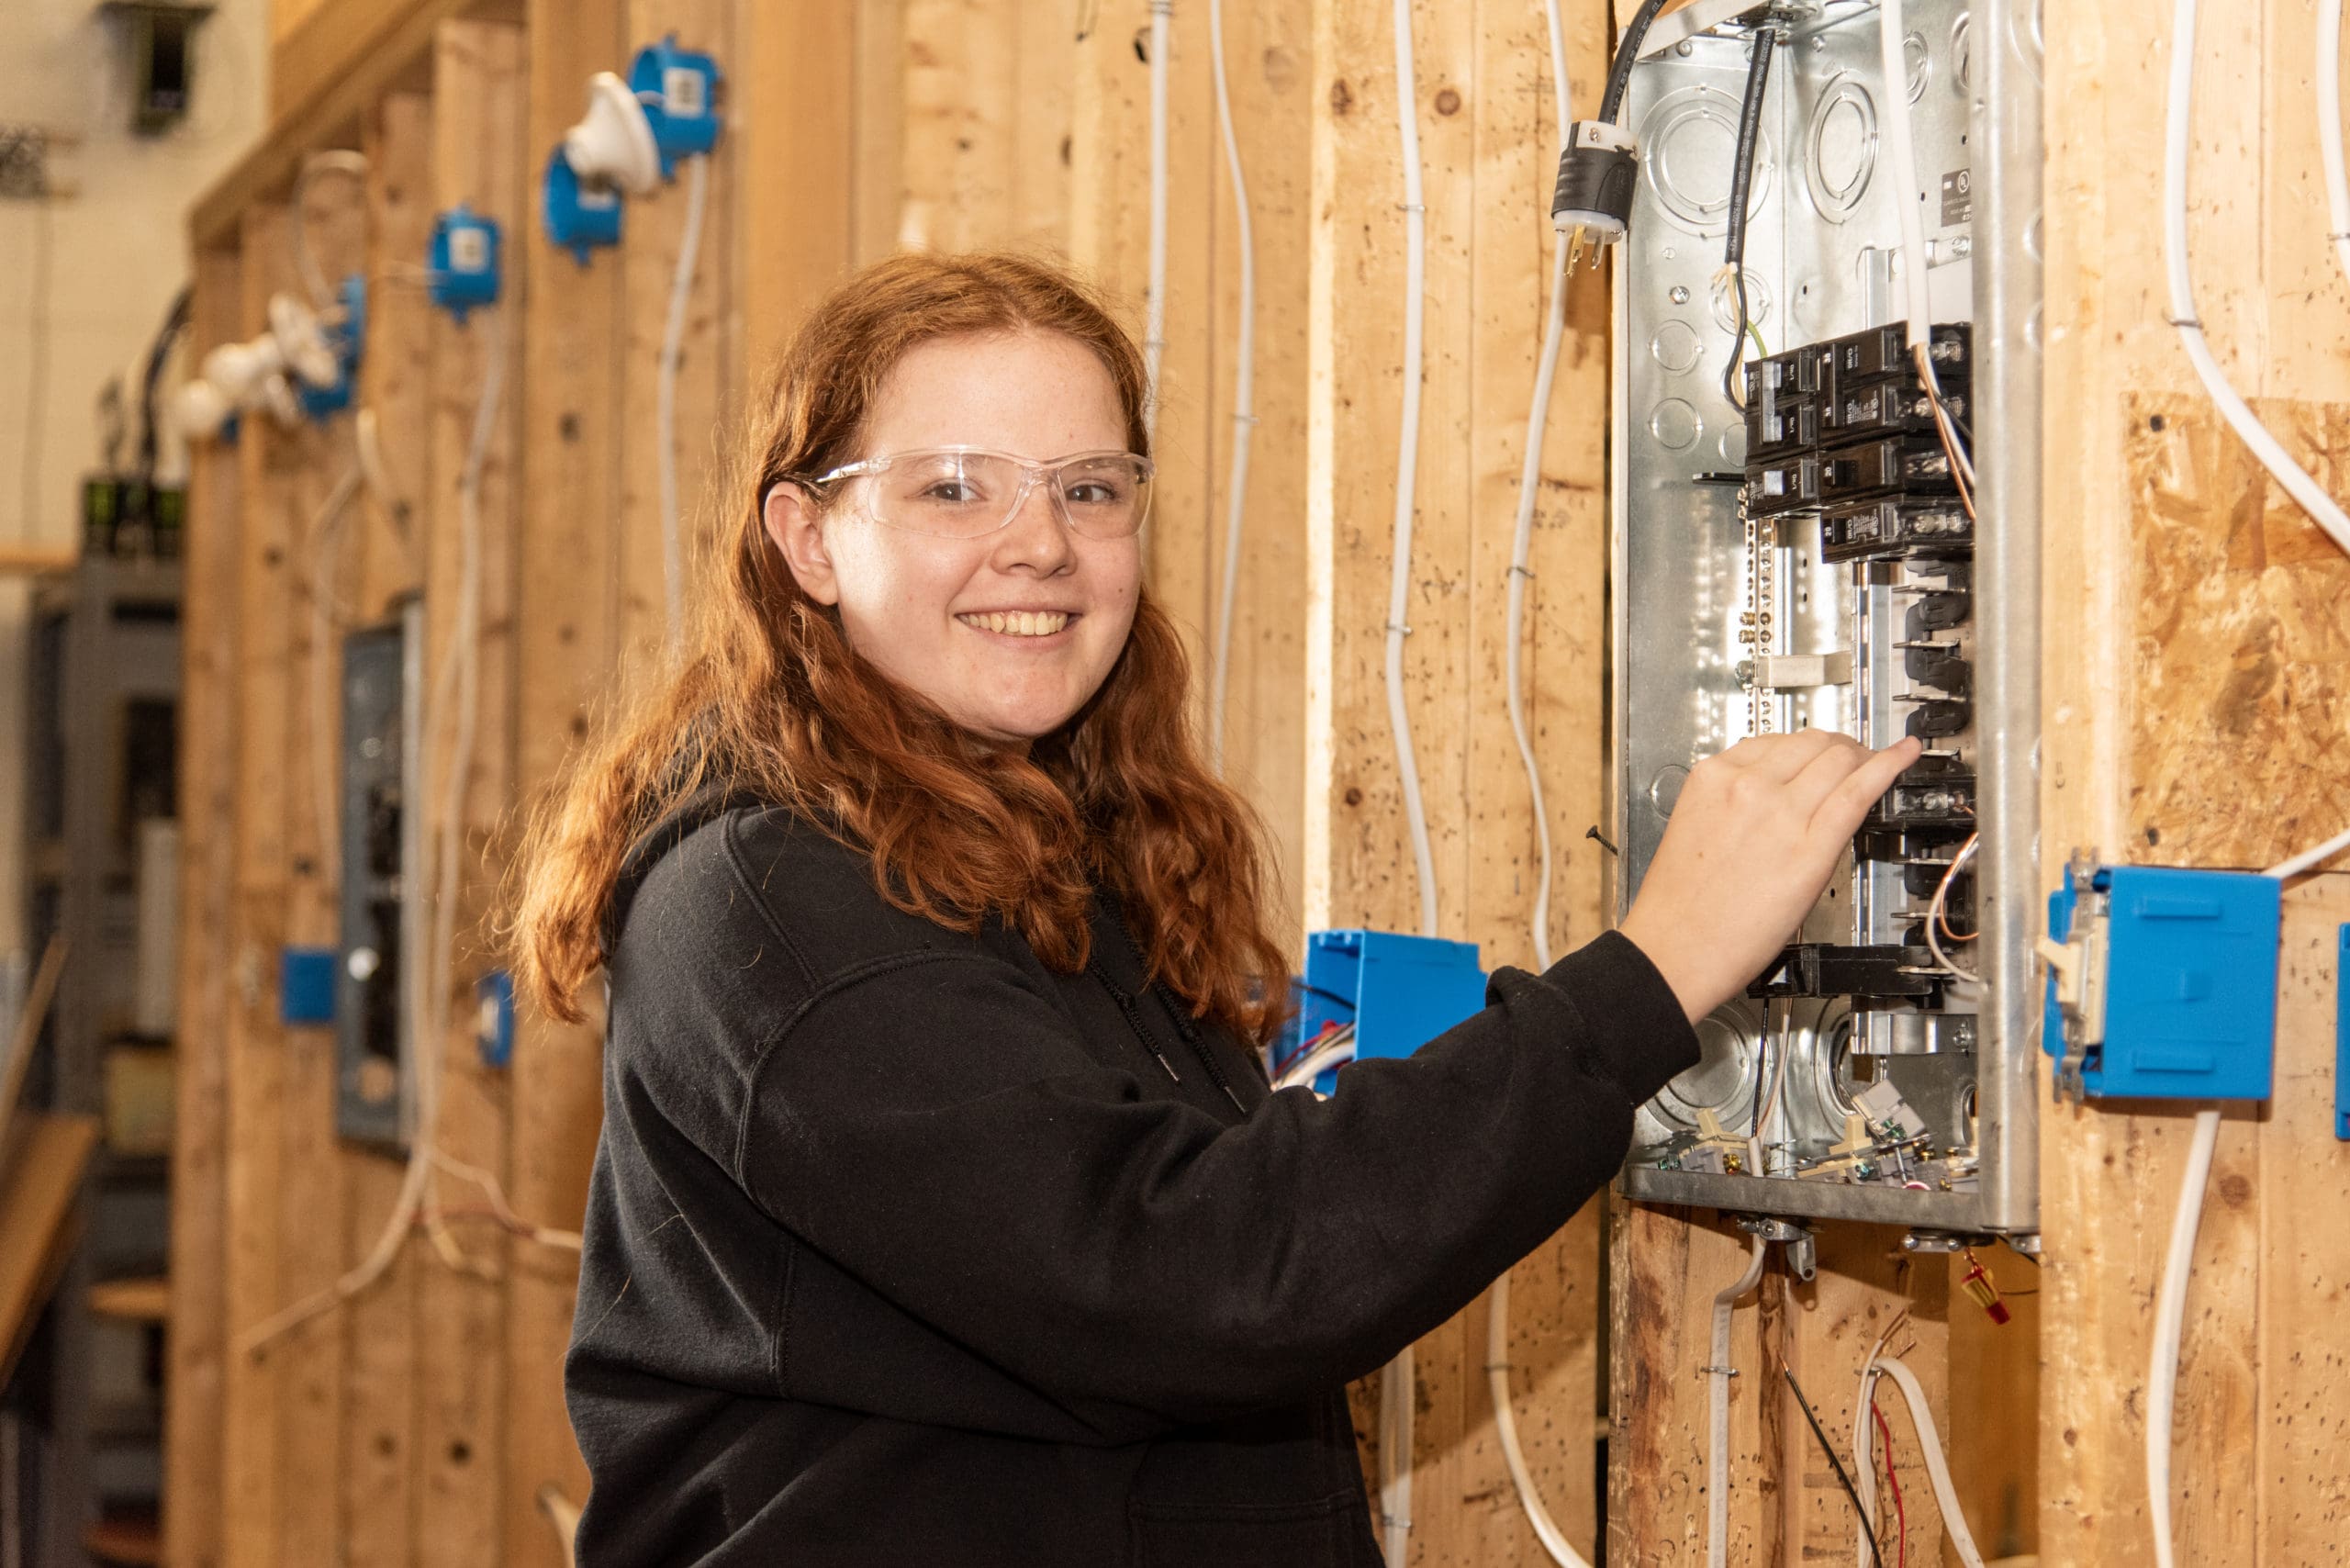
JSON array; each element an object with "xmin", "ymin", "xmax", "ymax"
[
  {"xmin": 335, "ymin": 598, "xmax": 423, "ymax": 1148},
  {"xmin": 1611, "ymin": 0, "xmax": 2041, "ymax": 1238}
]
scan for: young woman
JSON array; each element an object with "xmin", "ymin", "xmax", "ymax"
[{"xmin": 513, "ymin": 252, "xmax": 1919, "ymax": 1566}]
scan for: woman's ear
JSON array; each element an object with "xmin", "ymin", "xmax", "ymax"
[{"xmin": 763, "ymin": 481, "xmax": 842, "ymax": 606}]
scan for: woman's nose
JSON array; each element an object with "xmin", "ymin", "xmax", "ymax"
[{"xmin": 990, "ymin": 476, "xmax": 1076, "ymax": 573}]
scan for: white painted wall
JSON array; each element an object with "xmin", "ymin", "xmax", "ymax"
[{"xmin": 0, "ymin": 0, "xmax": 270, "ymax": 956}]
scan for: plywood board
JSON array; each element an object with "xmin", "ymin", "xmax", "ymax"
[{"xmin": 2121, "ymin": 394, "xmax": 2350, "ymax": 871}]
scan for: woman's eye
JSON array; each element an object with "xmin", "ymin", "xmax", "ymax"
[
  {"xmin": 921, "ymin": 480, "xmax": 975, "ymax": 503},
  {"xmin": 1065, "ymin": 482, "xmax": 1114, "ymax": 505}
]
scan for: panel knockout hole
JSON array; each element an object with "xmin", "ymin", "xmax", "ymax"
[
  {"xmin": 1649, "ymin": 398, "xmax": 1703, "ymax": 452},
  {"xmin": 1651, "ymin": 319, "xmax": 1703, "ymax": 374},
  {"xmin": 1648, "ymin": 761, "xmax": 1691, "ymax": 817}
]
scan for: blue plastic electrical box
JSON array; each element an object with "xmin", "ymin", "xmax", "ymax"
[
  {"xmin": 2336, "ymin": 924, "xmax": 2349, "ymax": 1140},
  {"xmin": 2042, "ymin": 863, "xmax": 2279, "ymax": 1100},
  {"xmin": 281, "ymin": 947, "xmax": 339, "ymax": 1026},
  {"xmin": 476, "ymin": 969, "xmax": 515, "ymax": 1070},
  {"xmin": 1281, "ymin": 929, "xmax": 1486, "ymax": 1092},
  {"xmin": 428, "ymin": 206, "xmax": 502, "ymax": 320},
  {"xmin": 629, "ymin": 35, "xmax": 722, "ymax": 174},
  {"xmin": 296, "ymin": 275, "xmax": 366, "ymax": 422},
  {"xmin": 543, "ymin": 145, "xmax": 623, "ymax": 263}
]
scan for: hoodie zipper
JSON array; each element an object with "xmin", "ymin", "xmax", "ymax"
[
  {"xmin": 1100, "ymin": 905, "xmax": 1249, "ymax": 1116},
  {"xmin": 1089, "ymin": 958, "xmax": 1185, "ymax": 1086}
]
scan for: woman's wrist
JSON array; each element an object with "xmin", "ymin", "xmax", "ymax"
[{"xmin": 1614, "ymin": 908, "xmax": 1713, "ymax": 1026}]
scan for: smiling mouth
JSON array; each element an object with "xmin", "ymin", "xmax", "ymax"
[{"xmin": 957, "ymin": 611, "xmax": 1073, "ymax": 637}]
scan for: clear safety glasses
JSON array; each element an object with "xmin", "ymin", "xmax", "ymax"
[{"xmin": 813, "ymin": 446, "xmax": 1155, "ymax": 541}]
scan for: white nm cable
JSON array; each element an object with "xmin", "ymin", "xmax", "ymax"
[
  {"xmin": 1487, "ymin": 1268, "xmax": 1594, "ymax": 1568},
  {"xmin": 1852, "ymin": 1354, "xmax": 1987, "ymax": 1568},
  {"xmin": 1875, "ymin": 0, "xmax": 1935, "ymax": 353},
  {"xmin": 291, "ymin": 151, "xmax": 370, "ymax": 309},
  {"xmin": 1270, "ymin": 1036, "xmax": 1356, "ymax": 1093},
  {"xmin": 2321, "ymin": 0, "xmax": 2350, "ymax": 293},
  {"xmin": 307, "ymin": 461, "xmax": 366, "ymax": 892},
  {"xmin": 2166, "ymin": 0, "xmax": 2350, "ymax": 558},
  {"xmin": 1144, "ymin": 0, "xmax": 1173, "ymax": 436},
  {"xmin": 1205, "ymin": 0, "xmax": 1257, "ymax": 773},
  {"xmin": 1379, "ymin": 2, "xmax": 1437, "ymax": 1558},
  {"xmin": 236, "ymin": 308, "xmax": 510, "ymax": 1355},
  {"xmin": 2146, "ymin": 1105, "xmax": 2221, "ymax": 1568},
  {"xmin": 1481, "ymin": 10, "xmax": 1595, "ymax": 1557},
  {"xmin": 1505, "ymin": 18, "xmax": 1574, "ymax": 974},
  {"xmin": 1705, "ymin": 1234, "xmax": 1769, "ymax": 1568},
  {"xmin": 659, "ymin": 154, "xmax": 714, "ymax": 648},
  {"xmin": 2142, "ymin": 834, "xmax": 2339, "ymax": 1562}
]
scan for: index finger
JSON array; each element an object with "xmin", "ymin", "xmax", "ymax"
[{"xmin": 1807, "ymin": 735, "xmax": 1925, "ymax": 837}]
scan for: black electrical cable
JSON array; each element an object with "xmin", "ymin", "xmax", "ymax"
[
  {"xmin": 1721, "ymin": 29, "xmax": 1776, "ymax": 409},
  {"xmin": 1598, "ymin": 0, "xmax": 1676, "ymax": 125},
  {"xmin": 137, "ymin": 286, "xmax": 193, "ymax": 489},
  {"xmin": 1783, "ymin": 1365, "xmax": 1889, "ymax": 1568}
]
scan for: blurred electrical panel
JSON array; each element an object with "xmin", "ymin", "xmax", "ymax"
[{"xmin": 335, "ymin": 599, "xmax": 421, "ymax": 1148}]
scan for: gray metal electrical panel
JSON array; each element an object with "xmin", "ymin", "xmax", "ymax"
[
  {"xmin": 335, "ymin": 598, "xmax": 422, "ymax": 1148},
  {"xmin": 1610, "ymin": 0, "xmax": 2041, "ymax": 1239}
]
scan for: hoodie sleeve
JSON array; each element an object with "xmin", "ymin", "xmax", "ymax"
[{"xmin": 731, "ymin": 929, "xmax": 1698, "ymax": 1442}]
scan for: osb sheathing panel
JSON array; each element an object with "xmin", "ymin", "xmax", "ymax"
[{"xmin": 2122, "ymin": 392, "xmax": 2350, "ymax": 869}]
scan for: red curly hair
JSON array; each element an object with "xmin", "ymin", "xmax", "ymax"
[{"xmin": 510, "ymin": 252, "xmax": 1291, "ymax": 1045}]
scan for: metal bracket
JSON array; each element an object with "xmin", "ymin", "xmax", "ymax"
[
  {"xmin": 1735, "ymin": 1215, "xmax": 1816, "ymax": 1282},
  {"xmin": 1899, "ymin": 1228, "xmax": 1998, "ymax": 1255}
]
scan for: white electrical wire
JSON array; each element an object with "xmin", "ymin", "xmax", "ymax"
[
  {"xmin": 1385, "ymin": 0, "xmax": 1438, "ymax": 947},
  {"xmin": 2321, "ymin": 0, "xmax": 2350, "ymax": 294},
  {"xmin": 291, "ymin": 151, "xmax": 370, "ymax": 309},
  {"xmin": 1380, "ymin": 1, "xmax": 1437, "ymax": 1554},
  {"xmin": 307, "ymin": 461, "xmax": 366, "ymax": 893},
  {"xmin": 1486, "ymin": 9, "xmax": 1583, "ymax": 1540},
  {"xmin": 1204, "ymin": 0, "xmax": 1257, "ymax": 773},
  {"xmin": 1486, "ymin": 1270, "xmax": 1592, "ymax": 1568},
  {"xmin": 1852, "ymin": 1353, "xmax": 1987, "ymax": 1568},
  {"xmin": 2165, "ymin": 0, "xmax": 2350, "ymax": 559},
  {"xmin": 1874, "ymin": 0, "xmax": 1934, "ymax": 353},
  {"xmin": 1270, "ymin": 1036, "xmax": 1356, "ymax": 1092},
  {"xmin": 659, "ymin": 154, "xmax": 713, "ymax": 648},
  {"xmin": 2265, "ymin": 822, "xmax": 2350, "ymax": 881},
  {"xmin": 2142, "ymin": 832, "xmax": 2341, "ymax": 1561},
  {"xmin": 1505, "ymin": 223, "xmax": 1573, "ymax": 971},
  {"xmin": 1704, "ymin": 1234, "xmax": 1769, "ymax": 1568},
  {"xmin": 2145, "ymin": 1105, "xmax": 2220, "ymax": 1568},
  {"xmin": 236, "ymin": 308, "xmax": 515, "ymax": 1355},
  {"xmin": 1144, "ymin": 0, "xmax": 1173, "ymax": 436}
]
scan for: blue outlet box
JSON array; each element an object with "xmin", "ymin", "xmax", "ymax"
[
  {"xmin": 629, "ymin": 35, "xmax": 722, "ymax": 174},
  {"xmin": 476, "ymin": 969, "xmax": 515, "ymax": 1070},
  {"xmin": 281, "ymin": 947, "xmax": 339, "ymax": 1026},
  {"xmin": 543, "ymin": 144, "xmax": 623, "ymax": 263},
  {"xmin": 296, "ymin": 275, "xmax": 366, "ymax": 421},
  {"xmin": 428, "ymin": 206, "xmax": 501, "ymax": 320},
  {"xmin": 2043, "ymin": 863, "xmax": 2279, "ymax": 1101},
  {"xmin": 1280, "ymin": 929, "xmax": 1486, "ymax": 1092}
]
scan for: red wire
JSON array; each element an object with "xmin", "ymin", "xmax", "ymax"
[{"xmin": 1873, "ymin": 1400, "xmax": 1908, "ymax": 1568}]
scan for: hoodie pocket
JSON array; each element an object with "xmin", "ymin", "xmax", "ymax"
[{"xmin": 1129, "ymin": 1487, "xmax": 1373, "ymax": 1568}]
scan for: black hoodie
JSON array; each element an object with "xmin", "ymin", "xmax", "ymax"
[{"xmin": 564, "ymin": 789, "xmax": 1700, "ymax": 1565}]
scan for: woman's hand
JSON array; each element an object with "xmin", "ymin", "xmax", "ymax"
[{"xmin": 1617, "ymin": 730, "xmax": 1922, "ymax": 1025}]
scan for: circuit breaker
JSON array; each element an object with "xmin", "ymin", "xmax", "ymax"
[
  {"xmin": 335, "ymin": 599, "xmax": 423, "ymax": 1148},
  {"xmin": 1611, "ymin": 0, "xmax": 2035, "ymax": 1237}
]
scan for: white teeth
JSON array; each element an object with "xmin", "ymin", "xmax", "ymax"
[{"xmin": 960, "ymin": 611, "xmax": 1069, "ymax": 637}]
